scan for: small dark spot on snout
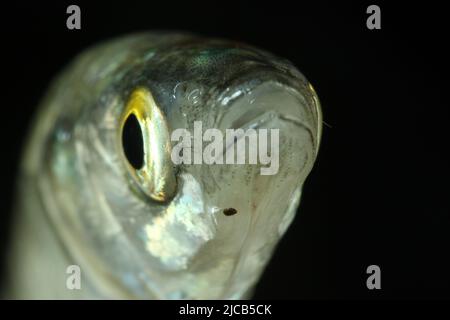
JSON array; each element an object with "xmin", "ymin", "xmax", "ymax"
[{"xmin": 223, "ymin": 208, "xmax": 238, "ymax": 216}]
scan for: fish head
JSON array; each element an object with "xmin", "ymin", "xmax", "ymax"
[{"xmin": 35, "ymin": 34, "xmax": 322, "ymax": 299}]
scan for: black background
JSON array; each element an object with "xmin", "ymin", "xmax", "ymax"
[{"xmin": 0, "ymin": 1, "xmax": 448, "ymax": 299}]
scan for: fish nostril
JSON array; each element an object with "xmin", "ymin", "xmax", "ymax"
[
  {"xmin": 122, "ymin": 113, "xmax": 144, "ymax": 170},
  {"xmin": 223, "ymin": 208, "xmax": 238, "ymax": 216}
]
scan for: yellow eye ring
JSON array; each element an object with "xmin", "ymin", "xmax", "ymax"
[{"xmin": 120, "ymin": 87, "xmax": 176, "ymax": 202}]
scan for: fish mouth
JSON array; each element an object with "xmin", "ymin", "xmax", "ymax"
[{"xmin": 216, "ymin": 80, "xmax": 320, "ymax": 154}]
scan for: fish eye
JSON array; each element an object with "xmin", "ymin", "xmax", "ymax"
[
  {"xmin": 119, "ymin": 87, "xmax": 177, "ymax": 202},
  {"xmin": 122, "ymin": 113, "xmax": 144, "ymax": 170}
]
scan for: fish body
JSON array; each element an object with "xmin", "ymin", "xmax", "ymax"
[{"xmin": 5, "ymin": 33, "xmax": 322, "ymax": 299}]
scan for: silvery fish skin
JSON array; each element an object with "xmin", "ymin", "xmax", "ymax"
[{"xmin": 6, "ymin": 32, "xmax": 322, "ymax": 299}]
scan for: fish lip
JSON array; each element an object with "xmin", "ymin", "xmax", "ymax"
[{"xmin": 212, "ymin": 78, "xmax": 321, "ymax": 157}]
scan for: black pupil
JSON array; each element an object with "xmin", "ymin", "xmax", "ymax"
[{"xmin": 122, "ymin": 114, "xmax": 144, "ymax": 169}]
